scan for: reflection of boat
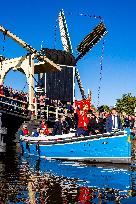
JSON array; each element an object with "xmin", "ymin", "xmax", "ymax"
[
  {"xmin": 20, "ymin": 129, "xmax": 131, "ymax": 164},
  {"xmin": 22, "ymin": 154, "xmax": 132, "ymax": 193}
]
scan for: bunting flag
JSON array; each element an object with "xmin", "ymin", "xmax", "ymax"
[
  {"xmin": 125, "ymin": 127, "xmax": 131, "ymax": 143},
  {"xmin": 75, "ymin": 99, "xmax": 91, "ymax": 110},
  {"xmin": 127, "ymin": 135, "xmax": 131, "ymax": 143}
]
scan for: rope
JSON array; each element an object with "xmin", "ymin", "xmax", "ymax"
[
  {"xmin": 66, "ymin": 11, "xmax": 103, "ymax": 21},
  {"xmin": 54, "ymin": 19, "xmax": 58, "ymax": 49},
  {"xmin": 54, "ymin": 11, "xmax": 103, "ymax": 53},
  {"xmin": 97, "ymin": 40, "xmax": 105, "ymax": 108},
  {"xmin": 25, "ymin": 73, "xmax": 37, "ymax": 95},
  {"xmin": 2, "ymin": 32, "xmax": 6, "ymax": 53},
  {"xmin": 30, "ymin": 73, "xmax": 41, "ymax": 87},
  {"xmin": 21, "ymin": 81, "xmax": 28, "ymax": 92}
]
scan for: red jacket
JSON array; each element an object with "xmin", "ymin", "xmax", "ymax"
[
  {"xmin": 76, "ymin": 109, "xmax": 89, "ymax": 130},
  {"xmin": 78, "ymin": 187, "xmax": 93, "ymax": 203},
  {"xmin": 41, "ymin": 123, "xmax": 49, "ymax": 135},
  {"xmin": 22, "ymin": 128, "xmax": 29, "ymax": 136}
]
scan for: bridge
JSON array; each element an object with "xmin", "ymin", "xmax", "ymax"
[{"xmin": 0, "ymin": 92, "xmax": 30, "ymax": 153}]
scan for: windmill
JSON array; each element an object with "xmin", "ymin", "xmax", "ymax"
[
  {"xmin": 0, "ymin": 9, "xmax": 107, "ymax": 107},
  {"xmin": 58, "ymin": 9, "xmax": 107, "ymax": 100}
]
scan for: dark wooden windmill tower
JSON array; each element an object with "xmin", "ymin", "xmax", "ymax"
[{"xmin": 40, "ymin": 9, "xmax": 107, "ymax": 103}]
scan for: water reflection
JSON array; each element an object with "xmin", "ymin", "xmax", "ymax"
[{"xmin": 1, "ymin": 144, "xmax": 136, "ymax": 203}]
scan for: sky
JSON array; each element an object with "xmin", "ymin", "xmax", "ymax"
[{"xmin": 0, "ymin": 0, "xmax": 136, "ymax": 106}]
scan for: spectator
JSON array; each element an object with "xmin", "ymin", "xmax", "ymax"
[
  {"xmin": 122, "ymin": 112, "xmax": 130, "ymax": 128},
  {"xmin": 0, "ymin": 85, "xmax": 4, "ymax": 95},
  {"xmin": 65, "ymin": 111, "xmax": 75, "ymax": 131},
  {"xmin": 129, "ymin": 115, "xmax": 135, "ymax": 129},
  {"xmin": 39, "ymin": 129, "xmax": 46, "ymax": 137},
  {"xmin": 40, "ymin": 119, "xmax": 49, "ymax": 135},
  {"xmin": 19, "ymin": 124, "xmax": 29, "ymax": 136},
  {"xmin": 87, "ymin": 110, "xmax": 98, "ymax": 135},
  {"xmin": 33, "ymin": 127, "xmax": 40, "ymax": 137},
  {"xmin": 106, "ymin": 108, "xmax": 122, "ymax": 132},
  {"xmin": 76, "ymin": 109, "xmax": 89, "ymax": 136},
  {"xmin": 52, "ymin": 115, "xmax": 68, "ymax": 135},
  {"xmin": 95, "ymin": 111, "xmax": 105, "ymax": 134}
]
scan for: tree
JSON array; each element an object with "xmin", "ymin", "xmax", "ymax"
[
  {"xmin": 97, "ymin": 105, "xmax": 110, "ymax": 112},
  {"xmin": 115, "ymin": 93, "xmax": 136, "ymax": 115}
]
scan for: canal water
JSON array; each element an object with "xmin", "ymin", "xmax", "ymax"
[{"xmin": 1, "ymin": 142, "xmax": 136, "ymax": 203}]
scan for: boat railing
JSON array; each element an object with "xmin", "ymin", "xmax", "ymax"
[{"xmin": 20, "ymin": 130, "xmax": 127, "ymax": 144}]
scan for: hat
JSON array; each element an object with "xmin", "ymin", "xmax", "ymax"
[
  {"xmin": 87, "ymin": 109, "xmax": 93, "ymax": 114},
  {"xmin": 68, "ymin": 109, "xmax": 74, "ymax": 113}
]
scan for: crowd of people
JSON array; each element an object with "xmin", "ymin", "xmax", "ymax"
[
  {"xmin": 0, "ymin": 85, "xmax": 29, "ymax": 115},
  {"xmin": 0, "ymin": 85, "xmax": 28, "ymax": 102},
  {"xmin": 20, "ymin": 100, "xmax": 135, "ymax": 137},
  {"xmin": 0, "ymin": 84, "xmax": 135, "ymax": 137}
]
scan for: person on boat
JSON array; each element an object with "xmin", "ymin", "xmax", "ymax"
[
  {"xmin": 101, "ymin": 111, "xmax": 110, "ymax": 132},
  {"xmin": 39, "ymin": 129, "xmax": 46, "ymax": 137},
  {"xmin": 122, "ymin": 112, "xmax": 130, "ymax": 128},
  {"xmin": 129, "ymin": 115, "xmax": 135, "ymax": 129},
  {"xmin": 95, "ymin": 111, "xmax": 105, "ymax": 133},
  {"xmin": 40, "ymin": 119, "xmax": 49, "ymax": 135},
  {"xmin": 76, "ymin": 108, "xmax": 89, "ymax": 136},
  {"xmin": 65, "ymin": 110, "xmax": 75, "ymax": 131},
  {"xmin": 87, "ymin": 110, "xmax": 99, "ymax": 135},
  {"xmin": 106, "ymin": 108, "xmax": 122, "ymax": 132},
  {"xmin": 19, "ymin": 124, "xmax": 29, "ymax": 136},
  {"xmin": 52, "ymin": 115, "xmax": 69, "ymax": 135},
  {"xmin": 33, "ymin": 127, "xmax": 40, "ymax": 137}
]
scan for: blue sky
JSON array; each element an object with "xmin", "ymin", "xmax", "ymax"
[{"xmin": 0, "ymin": 0, "xmax": 136, "ymax": 106}]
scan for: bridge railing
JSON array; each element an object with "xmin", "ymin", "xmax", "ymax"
[{"xmin": 0, "ymin": 94, "xmax": 29, "ymax": 116}]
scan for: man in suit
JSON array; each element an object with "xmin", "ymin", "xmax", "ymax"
[
  {"xmin": 87, "ymin": 111, "xmax": 98, "ymax": 135},
  {"xmin": 106, "ymin": 108, "xmax": 122, "ymax": 132},
  {"xmin": 87, "ymin": 111, "xmax": 105, "ymax": 135},
  {"xmin": 52, "ymin": 115, "xmax": 69, "ymax": 135}
]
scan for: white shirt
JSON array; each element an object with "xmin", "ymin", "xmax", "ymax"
[{"xmin": 112, "ymin": 115, "xmax": 118, "ymax": 129}]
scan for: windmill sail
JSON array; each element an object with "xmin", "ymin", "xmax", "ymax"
[
  {"xmin": 58, "ymin": 9, "xmax": 73, "ymax": 53},
  {"xmin": 76, "ymin": 22, "xmax": 107, "ymax": 62},
  {"xmin": 58, "ymin": 9, "xmax": 86, "ymax": 99}
]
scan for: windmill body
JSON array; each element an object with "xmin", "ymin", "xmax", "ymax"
[{"xmin": 43, "ymin": 9, "xmax": 107, "ymax": 103}]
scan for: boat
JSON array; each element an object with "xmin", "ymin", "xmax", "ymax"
[{"xmin": 19, "ymin": 128, "xmax": 132, "ymax": 164}]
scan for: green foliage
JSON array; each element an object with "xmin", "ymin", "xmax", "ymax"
[
  {"xmin": 115, "ymin": 93, "xmax": 136, "ymax": 115},
  {"xmin": 102, "ymin": 105, "xmax": 110, "ymax": 112},
  {"xmin": 97, "ymin": 105, "xmax": 110, "ymax": 112}
]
